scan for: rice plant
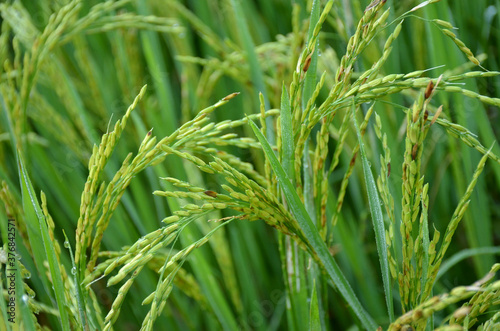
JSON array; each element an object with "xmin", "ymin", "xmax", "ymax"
[{"xmin": 1, "ymin": 0, "xmax": 499, "ymax": 330}]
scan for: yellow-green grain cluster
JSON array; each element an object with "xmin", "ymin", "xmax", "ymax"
[{"xmin": 389, "ymin": 264, "xmax": 500, "ymax": 330}]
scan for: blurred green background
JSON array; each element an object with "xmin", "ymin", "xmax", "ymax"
[{"xmin": 1, "ymin": 0, "xmax": 499, "ymax": 329}]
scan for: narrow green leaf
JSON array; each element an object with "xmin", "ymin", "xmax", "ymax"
[
  {"xmin": 436, "ymin": 246, "xmax": 500, "ymax": 282},
  {"xmin": 309, "ymin": 281, "xmax": 321, "ymax": 331},
  {"xmin": 352, "ymin": 107, "xmax": 394, "ymax": 322},
  {"xmin": 420, "ymin": 188, "xmax": 430, "ymax": 304},
  {"xmin": 295, "ymin": 3, "xmax": 321, "ymax": 322},
  {"xmin": 62, "ymin": 230, "xmax": 88, "ymax": 330},
  {"xmin": 229, "ymin": 0, "xmax": 267, "ymax": 105},
  {"xmin": 0, "ymin": 259, "xmax": 12, "ymax": 331},
  {"xmin": 137, "ymin": 1, "xmax": 177, "ymax": 136},
  {"xmin": 18, "ymin": 153, "xmax": 71, "ymax": 330},
  {"xmin": 229, "ymin": 0, "xmax": 274, "ymax": 142},
  {"xmin": 0, "ymin": 94, "xmax": 18, "ymax": 154},
  {"xmin": 16, "ymin": 258, "xmax": 36, "ymax": 331},
  {"xmin": 301, "ymin": 0, "xmax": 320, "ymax": 221},
  {"xmin": 302, "ymin": 0, "xmax": 320, "ymax": 109},
  {"xmin": 248, "ymin": 119, "xmax": 376, "ymax": 330},
  {"xmin": 280, "ymin": 83, "xmax": 295, "ymax": 182},
  {"xmin": 179, "ymin": 217, "xmax": 239, "ymax": 331}
]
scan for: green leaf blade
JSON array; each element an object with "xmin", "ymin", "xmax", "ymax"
[
  {"xmin": 302, "ymin": 0, "xmax": 321, "ymax": 109},
  {"xmin": 18, "ymin": 153, "xmax": 71, "ymax": 331},
  {"xmin": 280, "ymin": 83, "xmax": 295, "ymax": 182},
  {"xmin": 352, "ymin": 109, "xmax": 394, "ymax": 322},
  {"xmin": 309, "ymin": 281, "xmax": 321, "ymax": 331},
  {"xmin": 248, "ymin": 119, "xmax": 376, "ymax": 330}
]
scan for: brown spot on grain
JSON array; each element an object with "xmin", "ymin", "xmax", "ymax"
[
  {"xmin": 350, "ymin": 153, "xmax": 358, "ymax": 167},
  {"xmin": 425, "ymin": 80, "xmax": 434, "ymax": 99},
  {"xmin": 412, "ymin": 143, "xmax": 418, "ymax": 160},
  {"xmin": 204, "ymin": 190, "xmax": 217, "ymax": 198},
  {"xmin": 303, "ymin": 54, "xmax": 312, "ymax": 72}
]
